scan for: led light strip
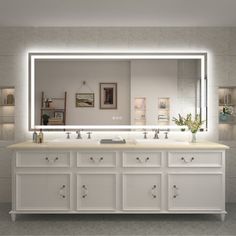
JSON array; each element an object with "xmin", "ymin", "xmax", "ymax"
[{"xmin": 29, "ymin": 52, "xmax": 207, "ymax": 131}]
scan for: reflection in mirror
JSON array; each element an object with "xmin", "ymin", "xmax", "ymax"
[{"xmin": 29, "ymin": 53, "xmax": 207, "ymax": 130}]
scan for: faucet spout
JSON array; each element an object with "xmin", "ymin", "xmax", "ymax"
[
  {"xmin": 87, "ymin": 131, "xmax": 92, "ymax": 139},
  {"xmin": 153, "ymin": 129, "xmax": 159, "ymax": 139},
  {"xmin": 143, "ymin": 131, "xmax": 148, "ymax": 139},
  {"xmin": 76, "ymin": 129, "xmax": 82, "ymax": 139}
]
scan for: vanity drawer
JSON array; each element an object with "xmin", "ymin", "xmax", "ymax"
[
  {"xmin": 168, "ymin": 152, "xmax": 222, "ymax": 167},
  {"xmin": 123, "ymin": 152, "xmax": 162, "ymax": 167},
  {"xmin": 16, "ymin": 152, "xmax": 71, "ymax": 167},
  {"xmin": 77, "ymin": 152, "xmax": 116, "ymax": 167}
]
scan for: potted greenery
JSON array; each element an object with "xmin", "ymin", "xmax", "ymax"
[
  {"xmin": 42, "ymin": 114, "xmax": 50, "ymax": 125},
  {"xmin": 219, "ymin": 105, "xmax": 233, "ymax": 122},
  {"xmin": 172, "ymin": 113, "xmax": 204, "ymax": 143}
]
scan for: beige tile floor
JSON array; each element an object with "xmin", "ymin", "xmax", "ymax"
[{"xmin": 0, "ymin": 203, "xmax": 236, "ymax": 235}]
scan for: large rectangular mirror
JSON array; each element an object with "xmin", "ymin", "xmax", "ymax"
[{"xmin": 29, "ymin": 53, "xmax": 207, "ymax": 130}]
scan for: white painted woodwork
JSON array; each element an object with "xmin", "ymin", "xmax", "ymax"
[
  {"xmin": 77, "ymin": 151, "xmax": 116, "ymax": 167},
  {"xmin": 10, "ymin": 146, "xmax": 227, "ymax": 221},
  {"xmin": 168, "ymin": 173, "xmax": 223, "ymax": 211},
  {"xmin": 16, "ymin": 173, "xmax": 71, "ymax": 210},
  {"xmin": 123, "ymin": 151, "xmax": 162, "ymax": 167},
  {"xmin": 16, "ymin": 152, "xmax": 71, "ymax": 167},
  {"xmin": 168, "ymin": 152, "xmax": 222, "ymax": 168},
  {"xmin": 123, "ymin": 173, "xmax": 161, "ymax": 210},
  {"xmin": 77, "ymin": 173, "xmax": 116, "ymax": 211}
]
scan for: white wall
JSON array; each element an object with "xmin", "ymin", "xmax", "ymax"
[
  {"xmin": 0, "ymin": 27, "xmax": 236, "ymax": 202},
  {"xmin": 130, "ymin": 60, "xmax": 178, "ymax": 125},
  {"xmin": 130, "ymin": 59, "xmax": 199, "ymax": 125},
  {"xmin": 177, "ymin": 59, "xmax": 199, "ymax": 116},
  {"xmin": 35, "ymin": 60, "xmax": 130, "ymax": 125}
]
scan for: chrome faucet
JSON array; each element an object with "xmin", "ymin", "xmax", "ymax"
[
  {"xmin": 143, "ymin": 131, "xmax": 148, "ymax": 139},
  {"xmin": 87, "ymin": 131, "xmax": 92, "ymax": 139},
  {"xmin": 76, "ymin": 129, "xmax": 82, "ymax": 139},
  {"xmin": 66, "ymin": 132, "xmax": 71, "ymax": 139},
  {"xmin": 153, "ymin": 129, "xmax": 159, "ymax": 139},
  {"xmin": 164, "ymin": 130, "xmax": 169, "ymax": 139}
]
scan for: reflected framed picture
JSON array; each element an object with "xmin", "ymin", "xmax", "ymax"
[
  {"xmin": 54, "ymin": 111, "xmax": 64, "ymax": 120},
  {"xmin": 76, "ymin": 93, "xmax": 95, "ymax": 107},
  {"xmin": 159, "ymin": 98, "xmax": 169, "ymax": 109},
  {"xmin": 99, "ymin": 83, "xmax": 117, "ymax": 109}
]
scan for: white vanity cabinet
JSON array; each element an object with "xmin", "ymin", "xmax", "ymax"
[
  {"xmin": 167, "ymin": 151, "xmax": 224, "ymax": 214},
  {"xmin": 9, "ymin": 142, "xmax": 228, "ymax": 221}
]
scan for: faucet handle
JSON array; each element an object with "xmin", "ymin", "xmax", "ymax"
[
  {"xmin": 143, "ymin": 131, "xmax": 148, "ymax": 139},
  {"xmin": 153, "ymin": 129, "xmax": 159, "ymax": 139},
  {"xmin": 164, "ymin": 131, "xmax": 169, "ymax": 139},
  {"xmin": 87, "ymin": 131, "xmax": 92, "ymax": 139},
  {"xmin": 66, "ymin": 132, "xmax": 71, "ymax": 139},
  {"xmin": 76, "ymin": 129, "xmax": 82, "ymax": 139}
]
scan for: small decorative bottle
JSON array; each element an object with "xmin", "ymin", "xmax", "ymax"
[
  {"xmin": 38, "ymin": 129, "xmax": 44, "ymax": 143},
  {"xmin": 33, "ymin": 130, "xmax": 37, "ymax": 143}
]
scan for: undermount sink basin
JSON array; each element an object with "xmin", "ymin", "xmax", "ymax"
[
  {"xmin": 49, "ymin": 139, "xmax": 99, "ymax": 144},
  {"xmin": 135, "ymin": 139, "xmax": 189, "ymax": 145}
]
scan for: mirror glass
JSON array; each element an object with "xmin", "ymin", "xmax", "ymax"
[{"xmin": 29, "ymin": 53, "xmax": 207, "ymax": 130}]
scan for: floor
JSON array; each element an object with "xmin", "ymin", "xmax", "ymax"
[{"xmin": 0, "ymin": 204, "xmax": 236, "ymax": 236}]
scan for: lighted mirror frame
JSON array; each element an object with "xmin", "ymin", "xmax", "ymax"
[{"xmin": 28, "ymin": 52, "xmax": 208, "ymax": 131}]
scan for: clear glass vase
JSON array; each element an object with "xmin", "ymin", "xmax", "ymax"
[{"xmin": 191, "ymin": 132, "xmax": 197, "ymax": 143}]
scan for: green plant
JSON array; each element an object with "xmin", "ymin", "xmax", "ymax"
[
  {"xmin": 42, "ymin": 114, "xmax": 50, "ymax": 125},
  {"xmin": 222, "ymin": 105, "xmax": 233, "ymax": 115},
  {"xmin": 172, "ymin": 113, "xmax": 204, "ymax": 133}
]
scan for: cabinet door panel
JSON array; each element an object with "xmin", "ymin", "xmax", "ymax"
[
  {"xmin": 77, "ymin": 174, "xmax": 116, "ymax": 211},
  {"xmin": 16, "ymin": 173, "xmax": 71, "ymax": 211},
  {"xmin": 168, "ymin": 173, "xmax": 223, "ymax": 211},
  {"xmin": 123, "ymin": 174, "xmax": 161, "ymax": 211}
]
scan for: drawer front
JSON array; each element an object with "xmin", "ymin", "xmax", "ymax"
[
  {"xmin": 77, "ymin": 152, "xmax": 116, "ymax": 167},
  {"xmin": 123, "ymin": 152, "xmax": 162, "ymax": 167},
  {"xmin": 168, "ymin": 152, "xmax": 222, "ymax": 167},
  {"xmin": 16, "ymin": 152, "xmax": 71, "ymax": 167}
]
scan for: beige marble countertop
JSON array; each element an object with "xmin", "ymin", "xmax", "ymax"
[{"xmin": 8, "ymin": 140, "xmax": 229, "ymax": 150}]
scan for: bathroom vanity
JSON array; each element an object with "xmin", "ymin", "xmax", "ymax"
[{"xmin": 8, "ymin": 141, "xmax": 228, "ymax": 221}]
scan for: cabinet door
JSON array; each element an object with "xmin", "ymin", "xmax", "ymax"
[
  {"xmin": 123, "ymin": 174, "xmax": 161, "ymax": 211},
  {"xmin": 77, "ymin": 174, "xmax": 116, "ymax": 211},
  {"xmin": 16, "ymin": 173, "xmax": 71, "ymax": 211},
  {"xmin": 168, "ymin": 173, "xmax": 223, "ymax": 211}
]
